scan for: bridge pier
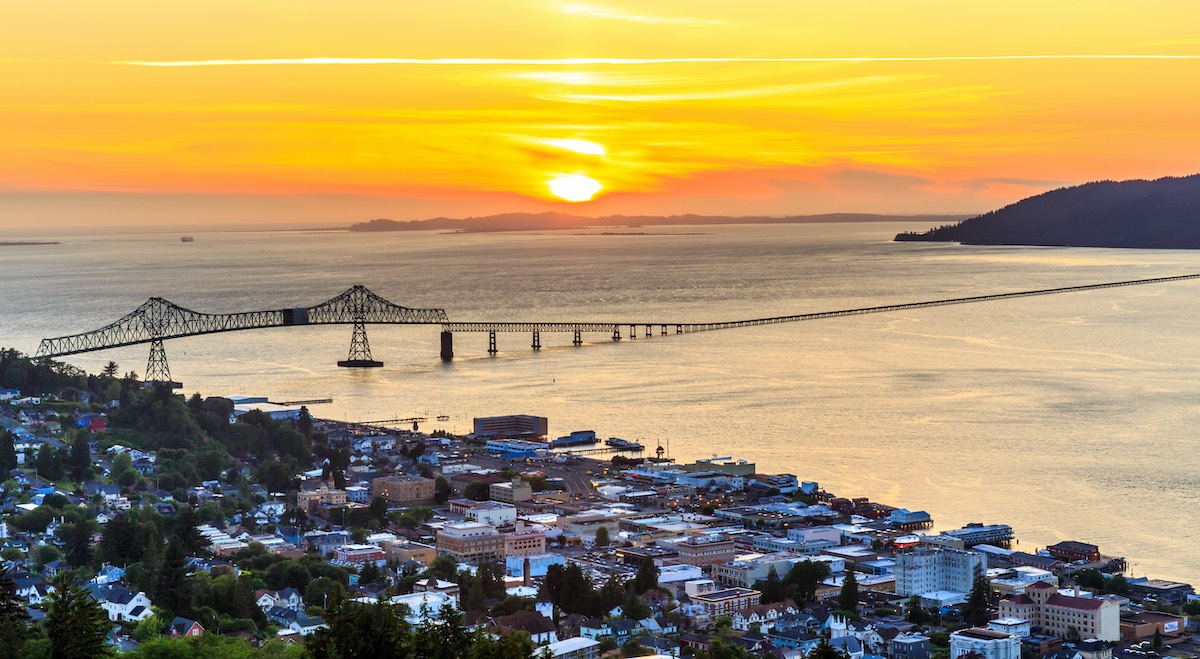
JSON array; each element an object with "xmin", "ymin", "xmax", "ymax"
[
  {"xmin": 338, "ymin": 320, "xmax": 383, "ymax": 368},
  {"xmin": 676, "ymin": 324, "xmax": 682, "ymax": 334},
  {"xmin": 440, "ymin": 330, "xmax": 454, "ymax": 361},
  {"xmin": 612, "ymin": 326, "xmax": 621, "ymax": 342},
  {"xmin": 661, "ymin": 324, "xmax": 666, "ymax": 336},
  {"xmin": 531, "ymin": 329, "xmax": 541, "ymax": 350},
  {"xmin": 644, "ymin": 325, "xmax": 651, "ymax": 338},
  {"xmin": 488, "ymin": 330, "xmax": 498, "ymax": 354},
  {"xmin": 144, "ymin": 339, "xmax": 182, "ymax": 389},
  {"xmin": 629, "ymin": 324, "xmax": 636, "ymax": 339},
  {"xmin": 573, "ymin": 329, "xmax": 582, "ymax": 346}
]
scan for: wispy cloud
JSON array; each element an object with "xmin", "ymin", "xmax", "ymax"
[
  {"xmin": 558, "ymin": 3, "xmax": 720, "ymax": 25},
  {"xmin": 543, "ymin": 76, "xmax": 908, "ymax": 104},
  {"xmin": 117, "ymin": 54, "xmax": 1200, "ymax": 67}
]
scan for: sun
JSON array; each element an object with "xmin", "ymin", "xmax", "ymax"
[{"xmin": 548, "ymin": 174, "xmax": 602, "ymax": 202}]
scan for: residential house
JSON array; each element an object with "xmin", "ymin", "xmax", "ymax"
[
  {"xmin": 732, "ymin": 600, "xmax": 800, "ymax": 632},
  {"xmin": 97, "ymin": 588, "xmax": 154, "ymax": 622},
  {"xmin": 169, "ymin": 617, "xmax": 205, "ymax": 637},
  {"xmin": 492, "ymin": 611, "xmax": 559, "ymax": 645}
]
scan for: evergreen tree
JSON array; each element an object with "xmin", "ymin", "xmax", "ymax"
[
  {"xmin": 838, "ymin": 571, "xmax": 859, "ymax": 614},
  {"xmin": 297, "ymin": 406, "xmax": 314, "ymax": 439},
  {"xmin": 69, "ymin": 434, "xmax": 90, "ymax": 483},
  {"xmin": 64, "ymin": 520, "xmax": 95, "ymax": 567},
  {"xmin": 0, "ymin": 566, "xmax": 28, "ymax": 659},
  {"xmin": 631, "ymin": 557, "xmax": 661, "ymax": 595},
  {"xmin": 155, "ymin": 537, "xmax": 193, "ymax": 617},
  {"xmin": 308, "ymin": 595, "xmax": 412, "ymax": 659},
  {"xmin": 359, "ymin": 561, "xmax": 381, "ymax": 585},
  {"xmin": 810, "ymin": 637, "xmax": 851, "ymax": 659},
  {"xmin": 594, "ymin": 525, "xmax": 610, "ymax": 547},
  {"xmin": 963, "ymin": 575, "xmax": 992, "ymax": 626},
  {"xmin": 755, "ymin": 565, "xmax": 783, "ymax": 604},
  {"xmin": 173, "ymin": 505, "xmax": 207, "ymax": 556},
  {"xmin": 0, "ymin": 430, "xmax": 16, "ymax": 480},
  {"xmin": 45, "ymin": 575, "xmax": 113, "ymax": 659},
  {"xmin": 35, "ymin": 445, "xmax": 65, "ymax": 482},
  {"xmin": 433, "ymin": 476, "xmax": 451, "ymax": 504}
]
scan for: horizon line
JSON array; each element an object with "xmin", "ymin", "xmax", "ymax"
[{"xmin": 116, "ymin": 54, "xmax": 1200, "ymax": 67}]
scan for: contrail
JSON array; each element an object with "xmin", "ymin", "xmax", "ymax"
[{"xmin": 117, "ymin": 55, "xmax": 1200, "ymax": 67}]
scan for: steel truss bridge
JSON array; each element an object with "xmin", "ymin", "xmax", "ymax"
[{"xmin": 34, "ymin": 274, "xmax": 1200, "ymax": 383}]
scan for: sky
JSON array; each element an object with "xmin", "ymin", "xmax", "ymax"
[{"xmin": 3, "ymin": 1, "xmax": 1200, "ymax": 228}]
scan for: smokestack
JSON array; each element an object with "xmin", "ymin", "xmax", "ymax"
[{"xmin": 524, "ymin": 557, "xmax": 532, "ymax": 587}]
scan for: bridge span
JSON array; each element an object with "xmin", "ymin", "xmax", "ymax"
[{"xmin": 34, "ymin": 273, "xmax": 1200, "ymax": 383}]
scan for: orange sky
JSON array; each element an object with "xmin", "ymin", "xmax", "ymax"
[{"xmin": 3, "ymin": 1, "xmax": 1200, "ymax": 227}]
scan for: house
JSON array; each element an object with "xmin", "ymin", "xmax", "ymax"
[
  {"xmin": 91, "ymin": 564, "xmax": 126, "ymax": 586},
  {"xmin": 259, "ymin": 587, "xmax": 303, "ymax": 611},
  {"xmin": 579, "ymin": 617, "xmax": 642, "ymax": 643},
  {"xmin": 98, "ymin": 588, "xmax": 154, "ymax": 622},
  {"xmin": 15, "ymin": 579, "xmax": 53, "ymax": 606},
  {"xmin": 544, "ymin": 637, "xmax": 601, "ymax": 659},
  {"xmin": 732, "ymin": 600, "xmax": 800, "ymax": 632},
  {"xmin": 492, "ymin": 611, "xmax": 559, "ymax": 645},
  {"xmin": 169, "ymin": 617, "xmax": 205, "ymax": 637},
  {"xmin": 288, "ymin": 613, "xmax": 327, "ymax": 636}
]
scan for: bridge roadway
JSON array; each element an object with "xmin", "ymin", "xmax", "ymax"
[{"xmin": 32, "ymin": 273, "xmax": 1200, "ymax": 377}]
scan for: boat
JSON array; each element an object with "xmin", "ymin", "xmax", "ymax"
[
  {"xmin": 549, "ymin": 430, "xmax": 599, "ymax": 448},
  {"xmin": 606, "ymin": 437, "xmax": 644, "ymax": 451},
  {"xmin": 180, "ymin": 236, "xmax": 194, "ymax": 242}
]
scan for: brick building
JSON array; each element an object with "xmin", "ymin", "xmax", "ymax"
[{"xmin": 372, "ymin": 474, "xmax": 435, "ymax": 503}]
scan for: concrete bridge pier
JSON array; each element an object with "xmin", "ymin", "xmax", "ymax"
[
  {"xmin": 440, "ymin": 331, "xmax": 454, "ymax": 361},
  {"xmin": 531, "ymin": 329, "xmax": 541, "ymax": 350},
  {"xmin": 612, "ymin": 326, "xmax": 621, "ymax": 342},
  {"xmin": 629, "ymin": 324, "xmax": 636, "ymax": 339},
  {"xmin": 660, "ymin": 325, "xmax": 667, "ymax": 336},
  {"xmin": 488, "ymin": 330, "xmax": 498, "ymax": 354},
  {"xmin": 644, "ymin": 324, "xmax": 651, "ymax": 338},
  {"xmin": 573, "ymin": 329, "xmax": 582, "ymax": 346}
]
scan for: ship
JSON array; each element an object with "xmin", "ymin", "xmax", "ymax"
[
  {"xmin": 180, "ymin": 236, "xmax": 194, "ymax": 242},
  {"xmin": 606, "ymin": 437, "xmax": 644, "ymax": 451},
  {"xmin": 549, "ymin": 430, "xmax": 599, "ymax": 448}
]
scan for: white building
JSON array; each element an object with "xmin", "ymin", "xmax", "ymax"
[
  {"xmin": 895, "ymin": 547, "xmax": 986, "ymax": 597},
  {"xmin": 949, "ymin": 628, "xmax": 1021, "ymax": 659}
]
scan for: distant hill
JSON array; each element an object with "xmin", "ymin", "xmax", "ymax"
[
  {"xmin": 895, "ymin": 174, "xmax": 1200, "ymax": 248},
  {"xmin": 349, "ymin": 212, "xmax": 967, "ymax": 233}
]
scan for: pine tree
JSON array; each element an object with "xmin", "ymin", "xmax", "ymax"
[
  {"xmin": 631, "ymin": 557, "xmax": 661, "ymax": 595},
  {"xmin": 69, "ymin": 434, "xmax": 90, "ymax": 483},
  {"xmin": 155, "ymin": 537, "xmax": 193, "ymax": 617},
  {"xmin": 0, "ymin": 430, "xmax": 16, "ymax": 480},
  {"xmin": 173, "ymin": 506, "xmax": 207, "ymax": 556},
  {"xmin": 964, "ymin": 575, "xmax": 992, "ymax": 626},
  {"xmin": 838, "ymin": 571, "xmax": 859, "ymax": 614},
  {"xmin": 0, "ymin": 566, "xmax": 28, "ymax": 659},
  {"xmin": 594, "ymin": 525, "xmax": 610, "ymax": 547},
  {"xmin": 756, "ymin": 565, "xmax": 783, "ymax": 604},
  {"xmin": 45, "ymin": 575, "xmax": 113, "ymax": 659}
]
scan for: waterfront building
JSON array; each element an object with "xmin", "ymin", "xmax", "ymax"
[
  {"xmin": 371, "ymin": 474, "xmax": 435, "ymax": 503},
  {"xmin": 895, "ymin": 547, "xmax": 987, "ymax": 597},
  {"xmin": 1125, "ymin": 578, "xmax": 1195, "ymax": 605},
  {"xmin": 473, "ymin": 415, "xmax": 548, "ymax": 439},
  {"xmin": 1046, "ymin": 541, "xmax": 1101, "ymax": 563},
  {"xmin": 485, "ymin": 439, "xmax": 548, "ymax": 459},
  {"xmin": 437, "ymin": 522, "xmax": 505, "ymax": 563},
  {"xmin": 490, "ymin": 477, "xmax": 533, "ymax": 503},
  {"xmin": 998, "ymin": 581, "xmax": 1120, "ymax": 641},
  {"xmin": 931, "ymin": 523, "xmax": 1013, "ymax": 549},
  {"xmin": 949, "ymin": 628, "xmax": 1021, "ymax": 659}
]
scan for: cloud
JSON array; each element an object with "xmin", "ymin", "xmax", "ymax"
[
  {"xmin": 116, "ymin": 54, "xmax": 1200, "ymax": 67},
  {"xmin": 558, "ymin": 2, "xmax": 720, "ymax": 25}
]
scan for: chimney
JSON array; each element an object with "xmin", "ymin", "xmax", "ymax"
[{"xmin": 524, "ymin": 557, "xmax": 532, "ymax": 587}]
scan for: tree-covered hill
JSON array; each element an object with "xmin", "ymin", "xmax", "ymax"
[{"xmin": 895, "ymin": 174, "xmax": 1200, "ymax": 248}]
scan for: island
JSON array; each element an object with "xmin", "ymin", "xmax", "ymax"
[{"xmin": 895, "ymin": 173, "xmax": 1200, "ymax": 248}]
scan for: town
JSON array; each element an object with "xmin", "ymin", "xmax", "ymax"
[{"xmin": 0, "ymin": 350, "xmax": 1197, "ymax": 658}]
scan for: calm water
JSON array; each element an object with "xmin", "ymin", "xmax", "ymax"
[{"xmin": 2, "ymin": 223, "xmax": 1199, "ymax": 584}]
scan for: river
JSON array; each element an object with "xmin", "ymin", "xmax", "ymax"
[{"xmin": 2, "ymin": 222, "xmax": 1198, "ymax": 584}]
